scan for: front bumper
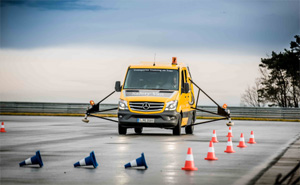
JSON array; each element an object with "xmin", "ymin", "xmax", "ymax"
[{"xmin": 118, "ymin": 110, "xmax": 180, "ymax": 129}]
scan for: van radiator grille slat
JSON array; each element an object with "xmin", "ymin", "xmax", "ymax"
[{"xmin": 129, "ymin": 102, "xmax": 164, "ymax": 112}]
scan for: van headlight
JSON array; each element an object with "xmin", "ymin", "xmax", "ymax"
[
  {"xmin": 118, "ymin": 99, "xmax": 128, "ymax": 110},
  {"xmin": 165, "ymin": 100, "xmax": 178, "ymax": 111}
]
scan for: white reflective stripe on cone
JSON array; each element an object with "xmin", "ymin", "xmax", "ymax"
[
  {"xmin": 208, "ymin": 147, "xmax": 215, "ymax": 153},
  {"xmin": 185, "ymin": 154, "xmax": 194, "ymax": 161},
  {"xmin": 250, "ymin": 135, "xmax": 254, "ymax": 138},
  {"xmin": 212, "ymin": 134, "xmax": 216, "ymax": 137},
  {"xmin": 25, "ymin": 158, "xmax": 32, "ymax": 165},
  {"xmin": 79, "ymin": 159, "xmax": 86, "ymax": 166},
  {"xmin": 240, "ymin": 137, "xmax": 245, "ymax": 141},
  {"xmin": 130, "ymin": 160, "xmax": 137, "ymax": 167},
  {"xmin": 227, "ymin": 141, "xmax": 232, "ymax": 146}
]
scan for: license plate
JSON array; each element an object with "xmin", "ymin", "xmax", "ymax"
[{"xmin": 137, "ymin": 118, "xmax": 155, "ymax": 123}]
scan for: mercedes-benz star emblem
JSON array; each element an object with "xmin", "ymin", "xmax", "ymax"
[{"xmin": 142, "ymin": 103, "xmax": 150, "ymax": 110}]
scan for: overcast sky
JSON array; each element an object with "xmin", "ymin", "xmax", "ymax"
[{"xmin": 0, "ymin": 0, "xmax": 299, "ymax": 106}]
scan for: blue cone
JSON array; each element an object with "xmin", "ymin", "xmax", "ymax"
[
  {"xmin": 19, "ymin": 150, "xmax": 43, "ymax": 167},
  {"xmin": 124, "ymin": 153, "xmax": 148, "ymax": 169},
  {"xmin": 74, "ymin": 151, "xmax": 98, "ymax": 168}
]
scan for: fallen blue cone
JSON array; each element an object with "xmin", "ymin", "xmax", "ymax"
[
  {"xmin": 19, "ymin": 150, "xmax": 43, "ymax": 167},
  {"xmin": 74, "ymin": 151, "xmax": 98, "ymax": 168},
  {"xmin": 125, "ymin": 153, "xmax": 148, "ymax": 169}
]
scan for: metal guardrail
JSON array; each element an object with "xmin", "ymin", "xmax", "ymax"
[
  {"xmin": 195, "ymin": 106, "xmax": 300, "ymax": 119},
  {"xmin": 0, "ymin": 102, "xmax": 300, "ymax": 119}
]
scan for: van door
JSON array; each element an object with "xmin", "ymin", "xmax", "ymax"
[
  {"xmin": 179, "ymin": 68, "xmax": 189, "ymax": 126},
  {"xmin": 186, "ymin": 68, "xmax": 196, "ymax": 127}
]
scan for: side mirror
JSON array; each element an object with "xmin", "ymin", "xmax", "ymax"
[
  {"xmin": 183, "ymin": 83, "xmax": 190, "ymax": 93},
  {"xmin": 115, "ymin": 81, "xmax": 122, "ymax": 92}
]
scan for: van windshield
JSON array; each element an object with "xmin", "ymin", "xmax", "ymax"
[{"xmin": 124, "ymin": 68, "xmax": 179, "ymax": 90}]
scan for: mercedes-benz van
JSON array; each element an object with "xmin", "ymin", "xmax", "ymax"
[{"xmin": 115, "ymin": 57, "xmax": 196, "ymax": 135}]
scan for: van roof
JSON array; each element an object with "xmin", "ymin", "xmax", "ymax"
[{"xmin": 130, "ymin": 62, "xmax": 187, "ymax": 69}]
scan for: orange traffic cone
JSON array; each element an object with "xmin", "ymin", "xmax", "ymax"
[
  {"xmin": 224, "ymin": 136, "xmax": 235, "ymax": 153},
  {"xmin": 0, "ymin": 122, "xmax": 6, "ymax": 133},
  {"xmin": 182, "ymin": 148, "xmax": 198, "ymax": 171},
  {"xmin": 211, "ymin": 130, "xmax": 219, "ymax": 143},
  {"xmin": 237, "ymin": 133, "xmax": 247, "ymax": 148},
  {"xmin": 226, "ymin": 126, "xmax": 233, "ymax": 137},
  {"xmin": 205, "ymin": 141, "xmax": 218, "ymax": 160},
  {"xmin": 248, "ymin": 131, "xmax": 256, "ymax": 144}
]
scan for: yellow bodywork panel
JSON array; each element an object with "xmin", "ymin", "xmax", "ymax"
[{"xmin": 181, "ymin": 117, "xmax": 188, "ymax": 126}]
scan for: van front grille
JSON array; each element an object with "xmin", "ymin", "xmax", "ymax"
[{"xmin": 129, "ymin": 102, "xmax": 164, "ymax": 112}]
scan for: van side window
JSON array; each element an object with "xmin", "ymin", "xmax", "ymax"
[
  {"xmin": 181, "ymin": 69, "xmax": 189, "ymax": 93},
  {"xmin": 181, "ymin": 70, "xmax": 185, "ymax": 93}
]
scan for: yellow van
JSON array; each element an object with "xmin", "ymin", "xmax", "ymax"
[{"xmin": 115, "ymin": 57, "xmax": 196, "ymax": 135}]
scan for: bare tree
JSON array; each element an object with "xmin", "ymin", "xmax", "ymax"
[{"xmin": 241, "ymin": 78, "xmax": 265, "ymax": 107}]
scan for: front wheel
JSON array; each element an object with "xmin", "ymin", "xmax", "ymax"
[
  {"xmin": 134, "ymin": 127, "xmax": 143, "ymax": 134},
  {"xmin": 173, "ymin": 115, "xmax": 182, "ymax": 135},
  {"xmin": 185, "ymin": 125, "xmax": 194, "ymax": 134},
  {"xmin": 185, "ymin": 113, "xmax": 195, "ymax": 134},
  {"xmin": 118, "ymin": 124, "xmax": 127, "ymax": 135}
]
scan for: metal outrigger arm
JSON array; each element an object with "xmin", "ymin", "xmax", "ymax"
[
  {"xmin": 82, "ymin": 81, "xmax": 234, "ymax": 127},
  {"xmin": 82, "ymin": 91, "xmax": 119, "ymax": 123},
  {"xmin": 189, "ymin": 79, "xmax": 234, "ymax": 126}
]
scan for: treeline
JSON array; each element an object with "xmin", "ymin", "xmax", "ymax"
[{"xmin": 241, "ymin": 35, "xmax": 300, "ymax": 108}]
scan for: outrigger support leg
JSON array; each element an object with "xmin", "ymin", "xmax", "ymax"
[
  {"xmin": 226, "ymin": 110, "xmax": 234, "ymax": 126},
  {"xmin": 189, "ymin": 79, "xmax": 234, "ymax": 126},
  {"xmin": 82, "ymin": 114, "xmax": 89, "ymax": 123},
  {"xmin": 82, "ymin": 91, "xmax": 119, "ymax": 123}
]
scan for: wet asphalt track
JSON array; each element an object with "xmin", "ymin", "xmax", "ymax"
[{"xmin": 0, "ymin": 116, "xmax": 300, "ymax": 185}]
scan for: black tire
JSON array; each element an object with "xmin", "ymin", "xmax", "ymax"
[
  {"xmin": 185, "ymin": 113, "xmax": 195, "ymax": 134},
  {"xmin": 173, "ymin": 115, "xmax": 182, "ymax": 135},
  {"xmin": 185, "ymin": 125, "xmax": 194, "ymax": 134},
  {"xmin": 134, "ymin": 127, "xmax": 143, "ymax": 134},
  {"xmin": 118, "ymin": 124, "xmax": 127, "ymax": 135}
]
